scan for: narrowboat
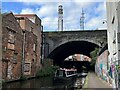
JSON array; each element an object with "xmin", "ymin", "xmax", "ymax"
[{"xmin": 53, "ymin": 68, "xmax": 77, "ymax": 82}]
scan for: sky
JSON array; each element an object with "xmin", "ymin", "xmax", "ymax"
[{"xmin": 2, "ymin": 0, "xmax": 107, "ymax": 31}]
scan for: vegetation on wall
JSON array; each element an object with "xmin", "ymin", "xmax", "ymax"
[
  {"xmin": 36, "ymin": 65, "xmax": 59, "ymax": 77},
  {"xmin": 90, "ymin": 48, "xmax": 99, "ymax": 70},
  {"xmin": 19, "ymin": 76, "xmax": 27, "ymax": 81}
]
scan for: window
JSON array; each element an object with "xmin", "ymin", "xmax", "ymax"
[
  {"xmin": 118, "ymin": 33, "xmax": 120, "ymax": 43},
  {"xmin": 30, "ymin": 27, "xmax": 33, "ymax": 32},
  {"xmin": 32, "ymin": 59, "xmax": 34, "ymax": 62},
  {"xmin": 24, "ymin": 63, "xmax": 31, "ymax": 72},
  {"xmin": 33, "ymin": 44, "xmax": 36, "ymax": 51},
  {"xmin": 113, "ymin": 30, "xmax": 116, "ymax": 44},
  {"xmin": 8, "ymin": 30, "xmax": 15, "ymax": 44},
  {"xmin": 3, "ymin": 46, "xmax": 7, "ymax": 52},
  {"xmin": 112, "ymin": 16, "xmax": 115, "ymax": 24},
  {"xmin": 13, "ymin": 52, "xmax": 18, "ymax": 64},
  {"xmin": 6, "ymin": 27, "xmax": 16, "ymax": 50},
  {"xmin": 59, "ymin": 70, "xmax": 64, "ymax": 77},
  {"xmin": 114, "ymin": 30, "xmax": 116, "ymax": 38},
  {"xmin": 7, "ymin": 43, "xmax": 15, "ymax": 50}
]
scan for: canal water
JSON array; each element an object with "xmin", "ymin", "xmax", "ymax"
[{"xmin": 2, "ymin": 76, "xmax": 86, "ymax": 90}]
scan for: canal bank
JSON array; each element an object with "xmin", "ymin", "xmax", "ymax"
[
  {"xmin": 2, "ymin": 70, "xmax": 113, "ymax": 89},
  {"xmin": 2, "ymin": 70, "xmax": 86, "ymax": 89},
  {"xmin": 1, "ymin": 65, "xmax": 58, "ymax": 85},
  {"xmin": 2, "ymin": 76, "xmax": 86, "ymax": 90},
  {"xmin": 82, "ymin": 72, "xmax": 112, "ymax": 89},
  {"xmin": 2, "ymin": 65, "xmax": 57, "ymax": 88},
  {"xmin": 2, "ymin": 76, "xmax": 54, "ymax": 89},
  {"xmin": 2, "ymin": 75, "xmax": 78, "ymax": 89}
]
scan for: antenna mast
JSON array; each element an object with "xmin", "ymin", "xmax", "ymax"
[
  {"xmin": 80, "ymin": 8, "xmax": 85, "ymax": 30},
  {"xmin": 58, "ymin": 5, "xmax": 63, "ymax": 31}
]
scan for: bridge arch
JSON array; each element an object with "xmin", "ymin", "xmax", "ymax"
[
  {"xmin": 44, "ymin": 30, "xmax": 107, "ymax": 59},
  {"xmin": 54, "ymin": 39, "xmax": 102, "ymax": 50},
  {"xmin": 48, "ymin": 40, "xmax": 99, "ymax": 66}
]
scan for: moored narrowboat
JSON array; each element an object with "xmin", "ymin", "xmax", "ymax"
[{"xmin": 53, "ymin": 68, "xmax": 77, "ymax": 81}]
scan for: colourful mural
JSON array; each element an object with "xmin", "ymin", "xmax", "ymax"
[{"xmin": 95, "ymin": 50, "xmax": 113, "ymax": 86}]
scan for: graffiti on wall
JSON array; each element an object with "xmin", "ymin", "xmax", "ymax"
[{"xmin": 95, "ymin": 50, "xmax": 113, "ymax": 85}]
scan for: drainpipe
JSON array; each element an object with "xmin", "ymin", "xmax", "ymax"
[
  {"xmin": 22, "ymin": 30, "xmax": 25, "ymax": 76},
  {"xmin": 0, "ymin": 10, "xmax": 2, "ymax": 88},
  {"xmin": 41, "ymin": 26, "xmax": 43, "ymax": 64},
  {"xmin": 47, "ymin": 43, "xmax": 49, "ymax": 56},
  {"xmin": 43, "ymin": 42, "xmax": 49, "ymax": 58}
]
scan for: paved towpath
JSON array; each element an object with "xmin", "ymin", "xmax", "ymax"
[{"xmin": 83, "ymin": 72, "xmax": 112, "ymax": 89}]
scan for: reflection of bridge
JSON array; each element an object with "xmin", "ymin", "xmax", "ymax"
[{"xmin": 43, "ymin": 30, "xmax": 107, "ymax": 67}]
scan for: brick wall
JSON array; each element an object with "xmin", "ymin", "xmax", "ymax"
[
  {"xmin": 24, "ymin": 31, "xmax": 37, "ymax": 76},
  {"xmin": 15, "ymin": 14, "xmax": 42, "ymax": 72},
  {"xmin": 2, "ymin": 13, "xmax": 43, "ymax": 81},
  {"xmin": 2, "ymin": 13, "xmax": 23, "ymax": 81}
]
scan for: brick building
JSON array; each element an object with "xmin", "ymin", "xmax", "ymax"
[
  {"xmin": 2, "ymin": 13, "xmax": 43, "ymax": 81},
  {"xmin": 15, "ymin": 14, "xmax": 42, "ymax": 77},
  {"xmin": 2, "ymin": 13, "xmax": 23, "ymax": 81},
  {"xmin": 23, "ymin": 31, "xmax": 37, "ymax": 76}
]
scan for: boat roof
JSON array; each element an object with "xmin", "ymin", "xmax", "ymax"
[{"xmin": 59, "ymin": 68, "xmax": 77, "ymax": 71}]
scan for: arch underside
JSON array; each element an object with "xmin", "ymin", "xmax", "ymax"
[{"xmin": 48, "ymin": 41, "xmax": 99, "ymax": 66}]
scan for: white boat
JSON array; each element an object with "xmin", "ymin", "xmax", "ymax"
[
  {"xmin": 53, "ymin": 68, "xmax": 77, "ymax": 81},
  {"xmin": 77, "ymin": 72, "xmax": 88, "ymax": 77}
]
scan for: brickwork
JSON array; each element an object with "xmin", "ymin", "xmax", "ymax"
[
  {"xmin": 24, "ymin": 31, "xmax": 37, "ymax": 76},
  {"xmin": 15, "ymin": 14, "xmax": 42, "ymax": 76},
  {"xmin": 2, "ymin": 13, "xmax": 42, "ymax": 81},
  {"xmin": 2, "ymin": 13, "xmax": 23, "ymax": 81},
  {"xmin": 44, "ymin": 30, "xmax": 107, "ymax": 59}
]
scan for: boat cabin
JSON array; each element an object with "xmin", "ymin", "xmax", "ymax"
[{"xmin": 55, "ymin": 68, "xmax": 77, "ymax": 78}]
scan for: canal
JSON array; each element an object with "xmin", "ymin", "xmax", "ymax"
[{"xmin": 2, "ymin": 76, "xmax": 86, "ymax": 89}]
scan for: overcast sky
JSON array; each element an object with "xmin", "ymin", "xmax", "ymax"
[{"xmin": 2, "ymin": 0, "xmax": 107, "ymax": 31}]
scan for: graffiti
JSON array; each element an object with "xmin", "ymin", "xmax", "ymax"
[
  {"xmin": 111, "ymin": 64, "xmax": 115, "ymax": 72},
  {"xmin": 95, "ymin": 50, "xmax": 113, "ymax": 85},
  {"xmin": 109, "ymin": 66, "xmax": 113, "ymax": 78}
]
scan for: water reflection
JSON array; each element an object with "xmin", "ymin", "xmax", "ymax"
[
  {"xmin": 73, "ymin": 77, "xmax": 85, "ymax": 89},
  {"xmin": 2, "ymin": 76, "xmax": 86, "ymax": 90}
]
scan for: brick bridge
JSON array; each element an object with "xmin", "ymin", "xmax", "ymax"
[{"xmin": 43, "ymin": 30, "xmax": 107, "ymax": 66}]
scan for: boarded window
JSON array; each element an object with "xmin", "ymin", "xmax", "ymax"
[
  {"xmin": 24, "ymin": 63, "xmax": 31, "ymax": 72},
  {"xmin": 6, "ymin": 26, "xmax": 16, "ymax": 44},
  {"xmin": 8, "ymin": 30, "xmax": 15, "ymax": 44},
  {"xmin": 7, "ymin": 43, "xmax": 15, "ymax": 50}
]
